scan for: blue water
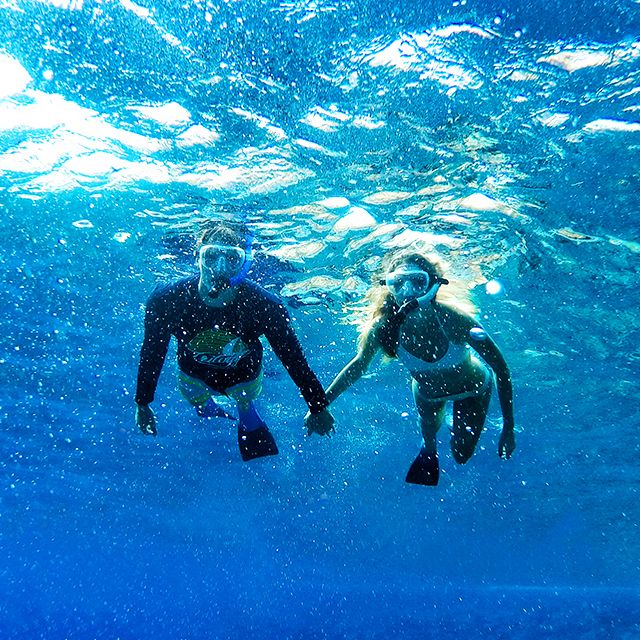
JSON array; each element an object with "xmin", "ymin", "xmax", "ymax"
[{"xmin": 1, "ymin": 1, "xmax": 640, "ymax": 638}]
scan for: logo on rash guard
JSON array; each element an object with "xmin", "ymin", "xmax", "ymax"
[{"xmin": 187, "ymin": 329, "xmax": 250, "ymax": 369}]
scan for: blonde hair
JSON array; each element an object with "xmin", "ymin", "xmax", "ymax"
[{"xmin": 355, "ymin": 249, "xmax": 478, "ymax": 355}]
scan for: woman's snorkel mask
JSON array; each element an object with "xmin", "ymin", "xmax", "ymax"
[
  {"xmin": 198, "ymin": 234, "xmax": 254, "ymax": 299},
  {"xmin": 384, "ymin": 266, "xmax": 448, "ymax": 309}
]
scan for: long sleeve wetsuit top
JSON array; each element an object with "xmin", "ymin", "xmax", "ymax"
[{"xmin": 135, "ymin": 276, "xmax": 328, "ymax": 413}]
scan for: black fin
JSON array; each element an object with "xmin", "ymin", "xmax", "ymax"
[
  {"xmin": 405, "ymin": 449, "xmax": 440, "ymax": 486},
  {"xmin": 238, "ymin": 426, "xmax": 279, "ymax": 461}
]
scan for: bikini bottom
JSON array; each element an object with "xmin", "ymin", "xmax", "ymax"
[{"xmin": 414, "ymin": 366, "xmax": 493, "ymax": 403}]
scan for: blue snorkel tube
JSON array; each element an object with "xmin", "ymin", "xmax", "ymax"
[{"xmin": 229, "ymin": 233, "xmax": 254, "ymax": 286}]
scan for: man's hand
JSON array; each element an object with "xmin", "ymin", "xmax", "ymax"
[
  {"xmin": 305, "ymin": 408, "xmax": 335, "ymax": 437},
  {"xmin": 498, "ymin": 428, "xmax": 515, "ymax": 459},
  {"xmin": 136, "ymin": 404, "xmax": 157, "ymax": 436}
]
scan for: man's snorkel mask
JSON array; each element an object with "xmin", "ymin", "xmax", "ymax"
[{"xmin": 198, "ymin": 234, "xmax": 254, "ymax": 299}]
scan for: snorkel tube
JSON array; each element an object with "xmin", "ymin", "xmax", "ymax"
[
  {"xmin": 228, "ymin": 233, "xmax": 254, "ymax": 286},
  {"xmin": 395, "ymin": 277, "xmax": 449, "ymax": 317}
]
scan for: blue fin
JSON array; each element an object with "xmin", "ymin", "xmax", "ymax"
[{"xmin": 196, "ymin": 399, "xmax": 235, "ymax": 421}]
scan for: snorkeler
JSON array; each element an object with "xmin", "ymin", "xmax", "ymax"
[
  {"xmin": 135, "ymin": 221, "xmax": 335, "ymax": 461},
  {"xmin": 306, "ymin": 250, "xmax": 515, "ymax": 485}
]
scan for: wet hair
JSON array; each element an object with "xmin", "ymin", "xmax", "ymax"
[
  {"xmin": 355, "ymin": 249, "xmax": 477, "ymax": 358},
  {"xmin": 198, "ymin": 221, "xmax": 248, "ymax": 247}
]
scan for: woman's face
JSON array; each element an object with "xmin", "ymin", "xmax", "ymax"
[{"xmin": 384, "ymin": 262, "xmax": 434, "ymax": 304}]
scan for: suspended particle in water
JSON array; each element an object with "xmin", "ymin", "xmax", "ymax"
[
  {"xmin": 72, "ymin": 219, "xmax": 94, "ymax": 229},
  {"xmin": 43, "ymin": 69, "xmax": 54, "ymax": 80},
  {"xmin": 113, "ymin": 231, "xmax": 131, "ymax": 243}
]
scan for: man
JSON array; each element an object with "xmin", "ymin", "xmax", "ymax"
[{"xmin": 135, "ymin": 221, "xmax": 335, "ymax": 460}]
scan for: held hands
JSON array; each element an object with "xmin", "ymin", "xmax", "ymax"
[
  {"xmin": 136, "ymin": 404, "xmax": 157, "ymax": 436},
  {"xmin": 305, "ymin": 408, "xmax": 336, "ymax": 437},
  {"xmin": 498, "ymin": 428, "xmax": 516, "ymax": 459}
]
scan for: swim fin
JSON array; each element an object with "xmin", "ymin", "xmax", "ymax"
[
  {"xmin": 405, "ymin": 449, "xmax": 440, "ymax": 486},
  {"xmin": 238, "ymin": 425, "xmax": 279, "ymax": 461},
  {"xmin": 196, "ymin": 399, "xmax": 235, "ymax": 421}
]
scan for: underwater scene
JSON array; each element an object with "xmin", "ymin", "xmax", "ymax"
[{"xmin": 1, "ymin": 0, "xmax": 639, "ymax": 637}]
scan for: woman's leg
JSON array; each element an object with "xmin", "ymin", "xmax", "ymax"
[
  {"xmin": 412, "ymin": 379, "xmax": 447, "ymax": 452},
  {"xmin": 450, "ymin": 384, "xmax": 492, "ymax": 464},
  {"xmin": 407, "ymin": 380, "xmax": 447, "ymax": 485}
]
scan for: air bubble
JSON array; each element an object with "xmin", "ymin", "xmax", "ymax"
[{"xmin": 485, "ymin": 280, "xmax": 503, "ymax": 295}]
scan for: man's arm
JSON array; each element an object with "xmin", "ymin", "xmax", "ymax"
[
  {"xmin": 135, "ymin": 291, "xmax": 172, "ymax": 435},
  {"xmin": 256, "ymin": 297, "xmax": 336, "ymax": 435},
  {"xmin": 304, "ymin": 331, "xmax": 379, "ymax": 437},
  {"xmin": 263, "ymin": 302, "xmax": 329, "ymax": 415}
]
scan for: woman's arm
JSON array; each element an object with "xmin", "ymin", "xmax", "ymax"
[
  {"xmin": 325, "ymin": 330, "xmax": 380, "ymax": 404},
  {"xmin": 304, "ymin": 330, "xmax": 380, "ymax": 436},
  {"xmin": 454, "ymin": 312, "xmax": 516, "ymax": 459},
  {"xmin": 471, "ymin": 335, "xmax": 513, "ymax": 422}
]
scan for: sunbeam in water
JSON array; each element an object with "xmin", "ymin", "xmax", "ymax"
[{"xmin": 1, "ymin": 1, "xmax": 639, "ymax": 638}]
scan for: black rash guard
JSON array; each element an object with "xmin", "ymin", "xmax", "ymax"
[{"xmin": 135, "ymin": 276, "xmax": 329, "ymax": 414}]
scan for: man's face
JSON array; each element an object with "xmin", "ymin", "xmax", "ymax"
[{"xmin": 197, "ymin": 243, "xmax": 246, "ymax": 301}]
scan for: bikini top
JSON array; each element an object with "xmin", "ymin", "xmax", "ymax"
[
  {"xmin": 397, "ymin": 341, "xmax": 470, "ymax": 373},
  {"xmin": 396, "ymin": 307, "xmax": 470, "ymax": 373}
]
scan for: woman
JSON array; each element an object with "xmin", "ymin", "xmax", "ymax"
[{"xmin": 309, "ymin": 250, "xmax": 515, "ymax": 486}]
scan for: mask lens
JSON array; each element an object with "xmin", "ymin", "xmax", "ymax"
[
  {"xmin": 199, "ymin": 244, "xmax": 245, "ymax": 275},
  {"xmin": 386, "ymin": 270, "xmax": 431, "ymax": 295}
]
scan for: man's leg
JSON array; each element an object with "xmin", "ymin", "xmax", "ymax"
[
  {"xmin": 227, "ymin": 372, "xmax": 278, "ymax": 461},
  {"xmin": 177, "ymin": 372, "xmax": 234, "ymax": 420}
]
